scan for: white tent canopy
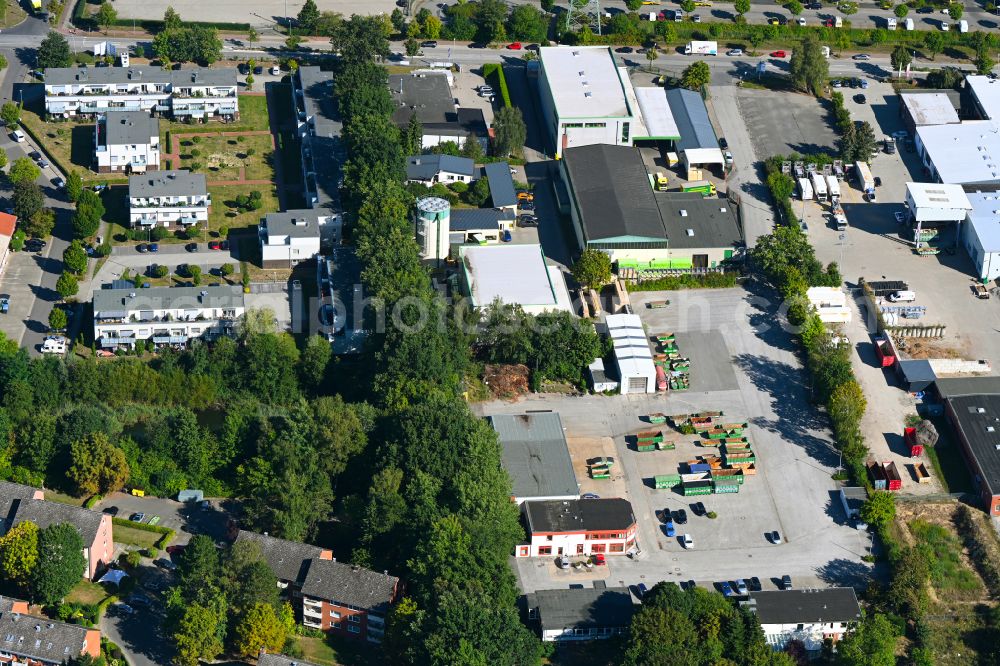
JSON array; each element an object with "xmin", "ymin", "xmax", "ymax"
[{"xmin": 99, "ymin": 569, "xmax": 128, "ymax": 586}]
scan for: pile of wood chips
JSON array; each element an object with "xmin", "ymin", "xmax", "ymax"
[{"xmin": 483, "ymin": 364, "xmax": 529, "ymax": 399}]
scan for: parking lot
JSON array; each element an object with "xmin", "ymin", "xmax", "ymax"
[
  {"xmin": 95, "ymin": 492, "xmax": 233, "ymax": 546},
  {"xmin": 736, "ymin": 86, "xmax": 839, "ymax": 158},
  {"xmin": 796, "ymin": 78, "xmax": 993, "ymax": 493},
  {"xmin": 479, "ymin": 288, "xmax": 872, "ymax": 594}
]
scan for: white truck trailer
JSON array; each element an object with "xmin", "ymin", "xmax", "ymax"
[
  {"xmin": 685, "ymin": 41, "xmax": 718, "ymax": 56},
  {"xmin": 799, "ymin": 177, "xmax": 813, "ymax": 200},
  {"xmin": 826, "ymin": 174, "xmax": 841, "ymax": 202},
  {"xmin": 811, "ymin": 171, "xmax": 828, "ymax": 202}
]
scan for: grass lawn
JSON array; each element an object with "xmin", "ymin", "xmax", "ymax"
[
  {"xmin": 18, "ymin": 111, "xmax": 127, "ymax": 185},
  {"xmin": 43, "ymin": 490, "xmax": 86, "ymax": 507},
  {"xmin": 159, "ymin": 94, "xmax": 270, "ymax": 147},
  {"xmin": 924, "ymin": 416, "xmax": 974, "ymax": 494},
  {"xmin": 909, "ymin": 518, "xmax": 983, "ymax": 600},
  {"xmin": 0, "ymin": 0, "xmax": 27, "ymax": 29},
  {"xmin": 209, "ymin": 184, "xmax": 278, "ymax": 235},
  {"xmin": 295, "ymin": 635, "xmax": 383, "ymax": 666},
  {"xmin": 112, "ymin": 524, "xmax": 161, "ymax": 549},
  {"xmin": 66, "ymin": 580, "xmax": 112, "ymax": 606},
  {"xmin": 174, "ymin": 133, "xmax": 274, "ymax": 182}
]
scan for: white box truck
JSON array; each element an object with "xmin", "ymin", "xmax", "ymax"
[
  {"xmin": 811, "ymin": 171, "xmax": 828, "ymax": 202},
  {"xmin": 834, "ymin": 16, "xmax": 843, "ymax": 27},
  {"xmin": 685, "ymin": 41, "xmax": 718, "ymax": 56},
  {"xmin": 826, "ymin": 174, "xmax": 841, "ymax": 201},
  {"xmin": 886, "ymin": 17, "xmax": 896, "ymax": 30},
  {"xmin": 799, "ymin": 177, "xmax": 813, "ymax": 200},
  {"xmin": 904, "ymin": 18, "xmax": 914, "ymax": 30}
]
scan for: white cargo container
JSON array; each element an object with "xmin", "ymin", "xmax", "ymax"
[
  {"xmin": 855, "ymin": 161, "xmax": 874, "ymax": 193},
  {"xmin": 798, "ymin": 177, "xmax": 813, "ymax": 200},
  {"xmin": 826, "ymin": 174, "xmax": 841, "ymax": 201},
  {"xmin": 811, "ymin": 171, "xmax": 828, "ymax": 202}
]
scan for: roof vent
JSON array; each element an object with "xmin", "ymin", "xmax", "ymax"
[
  {"xmin": 584, "ymin": 92, "xmax": 592, "ymax": 98},
  {"xmin": 129, "ymin": 292, "xmax": 136, "ymax": 298},
  {"xmin": 686, "ymin": 229, "xmax": 694, "ymax": 236},
  {"xmin": 572, "ymin": 50, "xmax": 580, "ymax": 56},
  {"xmin": 578, "ymin": 70, "xmax": 585, "ymax": 76},
  {"xmin": 720, "ymin": 207, "xmax": 727, "ymax": 213},
  {"xmin": 988, "ymin": 426, "xmax": 995, "ymax": 433},
  {"xmin": 979, "ymin": 407, "xmax": 987, "ymax": 413},
  {"xmin": 680, "ymin": 210, "xmax": 688, "ymax": 217}
]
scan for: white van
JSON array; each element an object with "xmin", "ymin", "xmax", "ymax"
[
  {"xmin": 11, "ymin": 130, "xmax": 24, "ymax": 142},
  {"xmin": 888, "ymin": 290, "xmax": 916, "ymax": 303},
  {"xmin": 270, "ymin": 65, "xmax": 280, "ymax": 75}
]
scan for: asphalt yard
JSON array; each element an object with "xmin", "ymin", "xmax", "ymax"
[
  {"xmin": 736, "ymin": 87, "xmax": 839, "ymax": 158},
  {"xmin": 479, "ymin": 287, "xmax": 872, "ymax": 594}
]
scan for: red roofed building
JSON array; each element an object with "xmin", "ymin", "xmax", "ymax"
[{"xmin": 0, "ymin": 212, "xmax": 15, "ymax": 275}]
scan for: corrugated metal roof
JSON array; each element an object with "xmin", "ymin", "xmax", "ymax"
[
  {"xmin": 666, "ymin": 87, "xmax": 720, "ymax": 151},
  {"xmin": 484, "ymin": 162, "xmax": 518, "ymax": 208}
]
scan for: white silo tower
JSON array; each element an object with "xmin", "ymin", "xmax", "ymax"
[{"xmin": 415, "ymin": 196, "xmax": 451, "ymax": 264}]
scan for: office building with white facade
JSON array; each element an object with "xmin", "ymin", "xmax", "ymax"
[
  {"xmin": 95, "ymin": 111, "xmax": 160, "ymax": 173},
  {"xmin": 44, "ymin": 66, "xmax": 238, "ymax": 120},
  {"xmin": 748, "ymin": 588, "xmax": 861, "ymax": 653},
  {"xmin": 128, "ymin": 170, "xmax": 209, "ymax": 228},
  {"xmin": 93, "ymin": 285, "xmax": 245, "ymax": 350}
]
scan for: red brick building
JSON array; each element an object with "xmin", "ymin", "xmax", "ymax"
[{"xmin": 300, "ymin": 559, "xmax": 399, "ymax": 644}]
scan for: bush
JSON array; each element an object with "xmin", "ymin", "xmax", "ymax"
[
  {"xmin": 448, "ymin": 180, "xmax": 469, "ymax": 193},
  {"xmin": 142, "ymin": 547, "xmax": 157, "ymax": 558},
  {"xmin": 627, "ymin": 272, "xmax": 738, "ymax": 292}
]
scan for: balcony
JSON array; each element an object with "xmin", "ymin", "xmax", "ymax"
[
  {"xmin": 303, "ymin": 597, "xmax": 322, "ymax": 608},
  {"xmin": 303, "ymin": 605, "xmax": 322, "ymax": 619},
  {"xmin": 302, "ymin": 617, "xmax": 321, "ymax": 629}
]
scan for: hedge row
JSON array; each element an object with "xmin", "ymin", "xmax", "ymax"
[
  {"xmin": 83, "ymin": 495, "xmax": 101, "ymax": 509},
  {"xmin": 626, "ymin": 271, "xmax": 738, "ymax": 292},
  {"xmin": 482, "ymin": 63, "xmax": 512, "ymax": 108},
  {"xmin": 111, "ymin": 516, "xmax": 175, "ymax": 549}
]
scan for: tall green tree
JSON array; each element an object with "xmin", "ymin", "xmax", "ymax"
[
  {"xmin": 37, "ymin": 32, "xmax": 72, "ymax": 69},
  {"xmin": 67, "ymin": 432, "xmax": 130, "ymax": 496},
  {"xmin": 232, "ymin": 602, "xmax": 289, "ymax": 657},
  {"xmin": 173, "ymin": 602, "xmax": 225, "ymax": 666},
  {"xmin": 30, "ymin": 523, "xmax": 85, "ymax": 605},
  {"xmin": 13, "ymin": 181, "xmax": 43, "ymax": 224},
  {"xmin": 330, "ymin": 15, "xmax": 391, "ymax": 64},
  {"xmin": 734, "ymin": 0, "xmax": 751, "ymax": 17},
  {"xmin": 925, "ymin": 31, "xmax": 944, "ymax": 60},
  {"xmin": 836, "ymin": 613, "xmax": 898, "ymax": 666},
  {"xmin": 0, "ymin": 102, "xmax": 20, "ymax": 128},
  {"xmin": 492, "ymin": 106, "xmax": 526, "ymax": 158},
  {"xmin": 72, "ymin": 189, "xmax": 105, "ymax": 238},
  {"xmin": 680, "ymin": 60, "xmax": 711, "ymax": 91},
  {"xmin": 96, "ymin": 1, "xmax": 117, "ymax": 34},
  {"xmin": 890, "ymin": 45, "xmax": 912, "ymax": 72},
  {"xmin": 0, "ymin": 521, "xmax": 38, "ymax": 591},
  {"xmin": 62, "ymin": 240, "xmax": 88, "ymax": 274},
  {"xmin": 65, "ymin": 171, "xmax": 83, "ymax": 203},
  {"xmin": 788, "ymin": 35, "xmax": 828, "ymax": 96},
  {"xmin": 506, "ymin": 4, "xmax": 547, "ymax": 41},
  {"xmin": 163, "ymin": 6, "xmax": 182, "ymax": 31},
  {"xmin": 8, "ymin": 157, "xmax": 39, "ymax": 185},
  {"xmin": 296, "ymin": 0, "xmax": 320, "ymax": 34},
  {"xmin": 860, "ymin": 491, "xmax": 896, "ymax": 528},
  {"xmin": 56, "ymin": 272, "xmax": 78, "ymax": 300},
  {"xmin": 571, "ymin": 248, "xmax": 612, "ymax": 290}
]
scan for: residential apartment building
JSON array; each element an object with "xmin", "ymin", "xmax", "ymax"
[
  {"xmin": 44, "ymin": 66, "xmax": 238, "ymax": 120},
  {"xmin": 516, "ymin": 498, "xmax": 637, "ymax": 558},
  {"xmin": 405, "ymin": 154, "xmax": 476, "ymax": 186},
  {"xmin": 747, "ymin": 588, "xmax": 861, "ymax": 653},
  {"xmin": 95, "ymin": 111, "xmax": 160, "ymax": 173},
  {"xmin": 10, "ymin": 500, "xmax": 113, "ymax": 580},
  {"xmin": 128, "ymin": 170, "xmax": 209, "ymax": 228},
  {"xmin": 259, "ymin": 209, "xmax": 339, "ymax": 268},
  {"xmin": 291, "ymin": 66, "xmax": 342, "ymax": 210},
  {"xmin": 0, "ymin": 481, "xmax": 44, "ymax": 533},
  {"xmin": 93, "ymin": 285, "xmax": 245, "ymax": 351},
  {"xmin": 233, "ymin": 530, "xmax": 333, "ymax": 592},
  {"xmin": 0, "ymin": 212, "xmax": 15, "ymax": 277},
  {"xmin": 300, "ymin": 559, "xmax": 399, "ymax": 644},
  {"xmin": 0, "ymin": 597, "xmax": 102, "ymax": 664}
]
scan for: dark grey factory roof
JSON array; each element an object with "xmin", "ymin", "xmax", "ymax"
[
  {"xmin": 935, "ymin": 376, "xmax": 1000, "ymax": 398},
  {"xmin": 450, "ymin": 207, "xmax": 516, "ymax": 231},
  {"xmin": 94, "ymin": 285, "xmax": 244, "ymax": 315},
  {"xmin": 489, "ymin": 413, "xmax": 579, "ymax": 500},
  {"xmin": 11, "ymin": 499, "xmax": 104, "ymax": 544},
  {"xmin": 898, "ymin": 359, "xmax": 936, "ymax": 385},
  {"xmin": 235, "ymin": 530, "xmax": 328, "ymax": 585},
  {"xmin": 45, "ymin": 65, "xmax": 236, "ymax": 87},
  {"xmin": 748, "ymin": 588, "xmax": 862, "ymax": 625},
  {"xmin": 389, "ymin": 72, "xmax": 455, "ymax": 126},
  {"xmin": 525, "ymin": 587, "xmax": 635, "ymax": 633},
  {"xmin": 0, "ymin": 609, "xmax": 94, "ymax": 663},
  {"xmin": 406, "ymin": 154, "xmax": 475, "ymax": 181},
  {"xmin": 0, "ymin": 482, "xmax": 41, "ymax": 527},
  {"xmin": 457, "ymin": 107, "xmax": 487, "ymax": 135},
  {"xmin": 300, "ymin": 559, "xmax": 398, "ymax": 614},
  {"xmin": 263, "ymin": 210, "xmax": 322, "ymax": 240},
  {"xmin": 943, "ymin": 392, "xmax": 1000, "ymax": 496},
  {"xmin": 652, "ymin": 192, "xmax": 742, "ymax": 250},
  {"xmin": 524, "ymin": 498, "xmax": 635, "ymax": 533},
  {"xmin": 484, "ymin": 162, "xmax": 517, "ymax": 208},
  {"xmin": 101, "ymin": 111, "xmax": 159, "ymax": 147},
  {"xmin": 666, "ymin": 87, "xmax": 719, "ymax": 151},
  {"xmin": 129, "ymin": 170, "xmax": 207, "ymax": 198},
  {"xmin": 563, "ymin": 144, "xmax": 665, "ymax": 241},
  {"xmin": 258, "ymin": 655, "xmax": 323, "ymax": 666}
]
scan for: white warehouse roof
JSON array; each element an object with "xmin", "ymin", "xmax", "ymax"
[
  {"xmin": 635, "ymin": 87, "xmax": 678, "ymax": 139},
  {"xmin": 917, "ymin": 121, "xmax": 1000, "ymax": 185},
  {"xmin": 901, "ymin": 93, "xmax": 960, "ymax": 126},
  {"xmin": 966, "ymin": 191, "xmax": 1000, "ymax": 253},
  {"xmin": 606, "ymin": 314, "xmax": 655, "ymax": 388},
  {"xmin": 905, "ymin": 182, "xmax": 972, "ymax": 222},
  {"xmin": 967, "ymin": 75, "xmax": 1000, "ymax": 120},
  {"xmin": 539, "ymin": 46, "xmax": 633, "ymax": 119},
  {"xmin": 459, "ymin": 244, "xmax": 572, "ymax": 312}
]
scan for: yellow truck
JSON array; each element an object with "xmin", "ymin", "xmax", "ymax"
[{"xmin": 655, "ymin": 172, "xmax": 669, "ymax": 191}]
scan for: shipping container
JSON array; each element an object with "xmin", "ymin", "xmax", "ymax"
[
  {"xmin": 874, "ymin": 336, "xmax": 896, "ymax": 367},
  {"xmin": 680, "ymin": 472, "xmax": 711, "ymax": 483},
  {"xmin": 682, "ymin": 481, "xmax": 714, "ymax": 496},
  {"xmin": 689, "ymin": 463, "xmax": 711, "ymax": 473},
  {"xmin": 654, "ymin": 474, "xmax": 682, "ymax": 489},
  {"xmin": 712, "ymin": 468, "xmax": 744, "ymax": 484},
  {"xmin": 713, "ymin": 480, "xmax": 740, "ymax": 493},
  {"xmin": 904, "ymin": 427, "xmax": 923, "ymax": 457},
  {"xmin": 637, "ymin": 443, "xmax": 658, "ymax": 452},
  {"xmin": 883, "ymin": 461, "xmax": 902, "ymax": 490},
  {"xmin": 637, "ymin": 430, "xmax": 665, "ymax": 443}
]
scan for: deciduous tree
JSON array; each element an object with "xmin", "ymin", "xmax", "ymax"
[
  {"xmin": 734, "ymin": 0, "xmax": 751, "ymax": 16},
  {"xmin": 30, "ymin": 523, "xmax": 85, "ymax": 605},
  {"xmin": 890, "ymin": 45, "xmax": 912, "ymax": 72},
  {"xmin": 56, "ymin": 272, "xmax": 78, "ymax": 300},
  {"xmin": 296, "ymin": 0, "xmax": 320, "ymax": 34},
  {"xmin": 67, "ymin": 432, "xmax": 130, "ymax": 496},
  {"xmin": 37, "ymin": 32, "xmax": 72, "ymax": 69},
  {"xmin": 72, "ymin": 189, "xmax": 105, "ymax": 239},
  {"xmin": 23, "ymin": 207, "xmax": 55, "ymax": 239},
  {"xmin": 0, "ymin": 102, "xmax": 20, "ymax": 128},
  {"xmin": 788, "ymin": 35, "xmax": 828, "ymax": 96},
  {"xmin": 571, "ymin": 248, "xmax": 612, "ymax": 290},
  {"xmin": 13, "ymin": 181, "xmax": 43, "ymax": 223},
  {"xmin": 0, "ymin": 521, "xmax": 38, "ymax": 590},
  {"xmin": 62, "ymin": 240, "xmax": 88, "ymax": 274},
  {"xmin": 836, "ymin": 613, "xmax": 897, "ymax": 666},
  {"xmin": 65, "ymin": 172, "xmax": 83, "ymax": 202},
  {"xmin": 173, "ymin": 602, "xmax": 225, "ymax": 666},
  {"xmin": 9, "ymin": 157, "xmax": 39, "ymax": 185},
  {"xmin": 681, "ymin": 60, "xmax": 711, "ymax": 91},
  {"xmin": 492, "ymin": 106, "xmax": 526, "ymax": 158},
  {"xmin": 860, "ymin": 491, "xmax": 896, "ymax": 528},
  {"xmin": 233, "ymin": 602, "xmax": 288, "ymax": 657},
  {"xmin": 47, "ymin": 307, "xmax": 67, "ymax": 332},
  {"xmin": 163, "ymin": 6, "xmax": 182, "ymax": 31},
  {"xmin": 97, "ymin": 1, "xmax": 117, "ymax": 34}
]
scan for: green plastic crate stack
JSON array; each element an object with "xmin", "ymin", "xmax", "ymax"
[
  {"xmin": 654, "ymin": 474, "xmax": 682, "ymax": 489},
  {"xmin": 682, "ymin": 480, "xmax": 713, "ymax": 496},
  {"xmin": 713, "ymin": 478, "xmax": 740, "ymax": 494}
]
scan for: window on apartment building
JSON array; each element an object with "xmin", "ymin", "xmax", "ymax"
[
  {"xmin": 331, "ymin": 611, "xmax": 341, "ymax": 619},
  {"xmin": 348, "ymin": 625, "xmax": 361, "ymax": 634},
  {"xmin": 545, "ymin": 535, "xmax": 553, "ymax": 541},
  {"xmin": 538, "ymin": 546, "xmax": 552, "ymax": 555},
  {"xmin": 348, "ymin": 614, "xmax": 361, "ymax": 623}
]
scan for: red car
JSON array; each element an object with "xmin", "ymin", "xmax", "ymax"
[
  {"xmin": 592, "ymin": 553, "xmax": 606, "ymax": 566},
  {"xmin": 507, "ymin": 42, "xmax": 522, "ymax": 50},
  {"xmin": 208, "ymin": 240, "xmax": 221, "ymax": 250},
  {"xmin": 770, "ymin": 50, "xmax": 787, "ymax": 58}
]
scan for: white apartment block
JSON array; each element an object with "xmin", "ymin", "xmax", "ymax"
[
  {"xmin": 748, "ymin": 589, "xmax": 862, "ymax": 653},
  {"xmin": 93, "ymin": 285, "xmax": 245, "ymax": 350},
  {"xmin": 129, "ymin": 170, "xmax": 209, "ymax": 228},
  {"xmin": 259, "ymin": 209, "xmax": 340, "ymax": 268},
  {"xmin": 45, "ymin": 66, "xmax": 238, "ymax": 120},
  {"xmin": 95, "ymin": 111, "xmax": 160, "ymax": 173}
]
